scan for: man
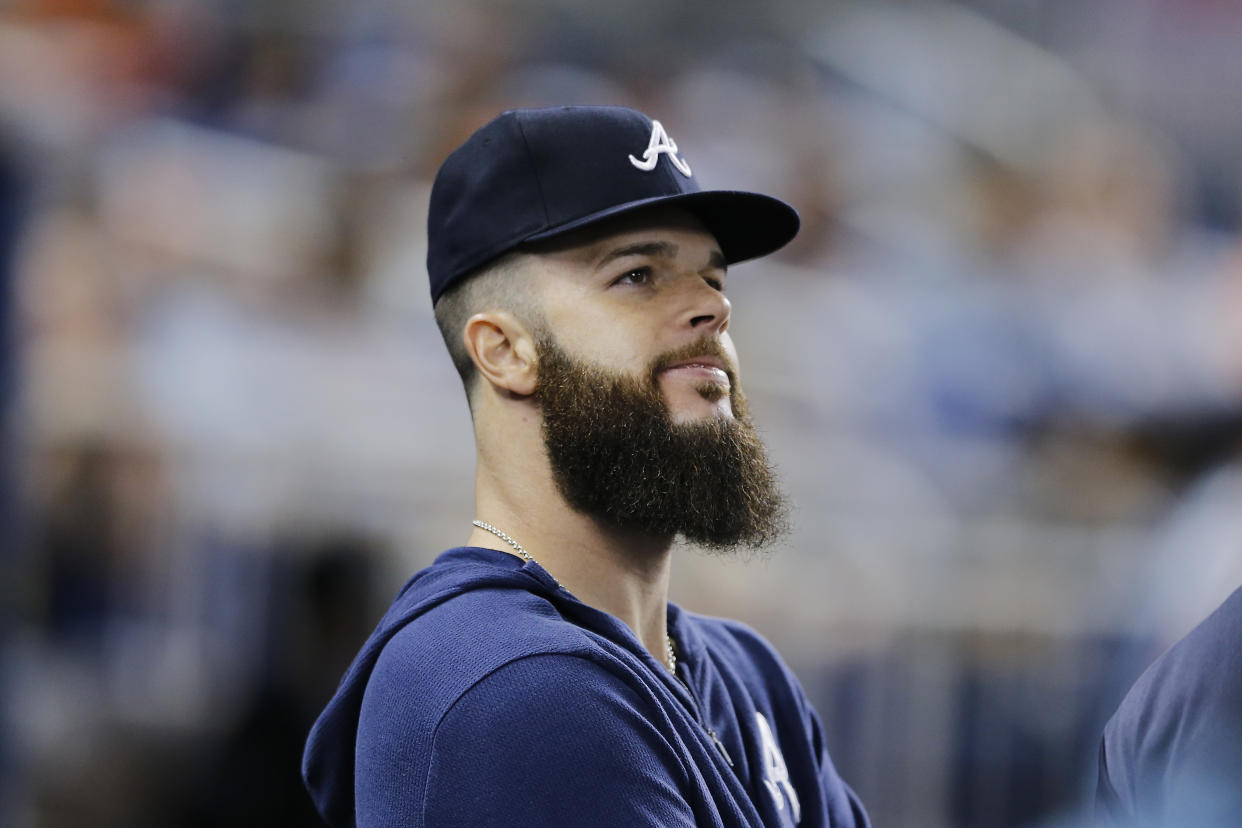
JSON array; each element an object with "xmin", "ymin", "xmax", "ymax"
[
  {"xmin": 303, "ymin": 105, "xmax": 868, "ymax": 827},
  {"xmin": 1096, "ymin": 584, "xmax": 1242, "ymax": 826}
]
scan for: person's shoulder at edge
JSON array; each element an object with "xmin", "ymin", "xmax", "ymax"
[
  {"xmin": 1096, "ymin": 585, "xmax": 1242, "ymax": 824},
  {"xmin": 362, "ymin": 582, "xmax": 589, "ymax": 724}
]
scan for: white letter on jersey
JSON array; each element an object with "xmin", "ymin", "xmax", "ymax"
[
  {"xmin": 628, "ymin": 120, "xmax": 692, "ymax": 177},
  {"xmin": 755, "ymin": 711, "xmax": 802, "ymax": 824}
]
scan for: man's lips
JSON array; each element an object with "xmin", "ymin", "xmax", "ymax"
[{"xmin": 660, "ymin": 357, "xmax": 731, "ymax": 385}]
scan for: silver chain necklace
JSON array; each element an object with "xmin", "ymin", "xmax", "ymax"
[
  {"xmin": 472, "ymin": 520, "xmax": 540, "ymax": 567},
  {"xmin": 471, "ymin": 519, "xmax": 677, "ymax": 675}
]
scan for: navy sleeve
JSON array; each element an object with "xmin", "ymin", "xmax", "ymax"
[{"xmin": 359, "ymin": 653, "xmax": 697, "ymax": 827}]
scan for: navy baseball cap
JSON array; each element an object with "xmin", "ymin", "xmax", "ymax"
[{"xmin": 426, "ymin": 105, "xmax": 800, "ymax": 303}]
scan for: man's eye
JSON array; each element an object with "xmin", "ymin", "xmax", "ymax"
[
  {"xmin": 613, "ymin": 267, "xmax": 652, "ymax": 286},
  {"xmin": 705, "ymin": 276, "xmax": 724, "ymax": 292}
]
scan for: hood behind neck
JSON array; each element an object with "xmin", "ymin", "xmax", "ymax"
[{"xmin": 301, "ymin": 546, "xmax": 560, "ymax": 827}]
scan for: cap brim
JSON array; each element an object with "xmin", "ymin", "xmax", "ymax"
[{"xmin": 523, "ymin": 189, "xmax": 800, "ymax": 266}]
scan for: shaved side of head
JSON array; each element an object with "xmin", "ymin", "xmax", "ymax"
[{"xmin": 432, "ymin": 251, "xmax": 545, "ymax": 403}]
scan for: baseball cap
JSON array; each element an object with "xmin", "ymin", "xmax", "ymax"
[{"xmin": 426, "ymin": 105, "xmax": 800, "ymax": 303}]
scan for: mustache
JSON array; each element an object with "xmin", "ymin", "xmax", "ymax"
[{"xmin": 647, "ymin": 337, "xmax": 737, "ymax": 388}]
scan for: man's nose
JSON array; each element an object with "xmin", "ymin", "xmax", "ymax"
[{"xmin": 682, "ymin": 278, "xmax": 731, "ymax": 334}]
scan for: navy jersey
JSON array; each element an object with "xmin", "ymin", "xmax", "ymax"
[
  {"xmin": 1097, "ymin": 585, "xmax": 1242, "ymax": 826},
  {"xmin": 304, "ymin": 547, "xmax": 867, "ymax": 827}
]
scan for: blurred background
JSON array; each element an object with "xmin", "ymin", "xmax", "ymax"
[{"xmin": 2, "ymin": 0, "xmax": 1242, "ymax": 825}]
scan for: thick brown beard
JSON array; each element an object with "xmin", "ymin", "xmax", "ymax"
[{"xmin": 533, "ymin": 334, "xmax": 789, "ymax": 552}]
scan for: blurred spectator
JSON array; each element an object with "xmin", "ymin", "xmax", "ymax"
[
  {"xmin": 35, "ymin": 440, "xmax": 126, "ymax": 651},
  {"xmin": 0, "ymin": 137, "xmax": 19, "ymax": 546},
  {"xmin": 0, "ymin": 133, "xmax": 25, "ymax": 827},
  {"xmin": 180, "ymin": 533, "xmax": 381, "ymax": 828}
]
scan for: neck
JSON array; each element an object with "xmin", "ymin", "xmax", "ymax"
[{"xmin": 468, "ymin": 426, "xmax": 674, "ymax": 667}]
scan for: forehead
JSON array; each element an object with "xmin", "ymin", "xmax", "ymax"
[{"xmin": 524, "ymin": 206, "xmax": 722, "ymax": 266}]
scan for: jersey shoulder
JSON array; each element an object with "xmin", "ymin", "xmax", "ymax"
[
  {"xmin": 365, "ymin": 585, "xmax": 596, "ymax": 726},
  {"xmin": 366, "ymin": 648, "xmax": 696, "ymax": 827}
]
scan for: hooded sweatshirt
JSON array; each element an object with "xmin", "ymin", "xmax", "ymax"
[{"xmin": 303, "ymin": 546, "xmax": 868, "ymax": 827}]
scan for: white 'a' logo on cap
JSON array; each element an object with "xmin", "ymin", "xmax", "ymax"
[{"xmin": 628, "ymin": 120, "xmax": 692, "ymax": 178}]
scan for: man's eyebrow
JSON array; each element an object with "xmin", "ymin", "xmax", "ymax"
[
  {"xmin": 594, "ymin": 241, "xmax": 728, "ymax": 272},
  {"xmin": 595, "ymin": 241, "xmax": 678, "ymax": 268}
]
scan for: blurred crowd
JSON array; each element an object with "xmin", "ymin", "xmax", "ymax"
[{"xmin": 2, "ymin": 0, "xmax": 1242, "ymax": 826}]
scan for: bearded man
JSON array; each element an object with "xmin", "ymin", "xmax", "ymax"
[{"xmin": 302, "ymin": 106, "xmax": 868, "ymax": 828}]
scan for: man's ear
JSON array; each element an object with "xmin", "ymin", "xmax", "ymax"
[{"xmin": 462, "ymin": 311, "xmax": 538, "ymax": 397}]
